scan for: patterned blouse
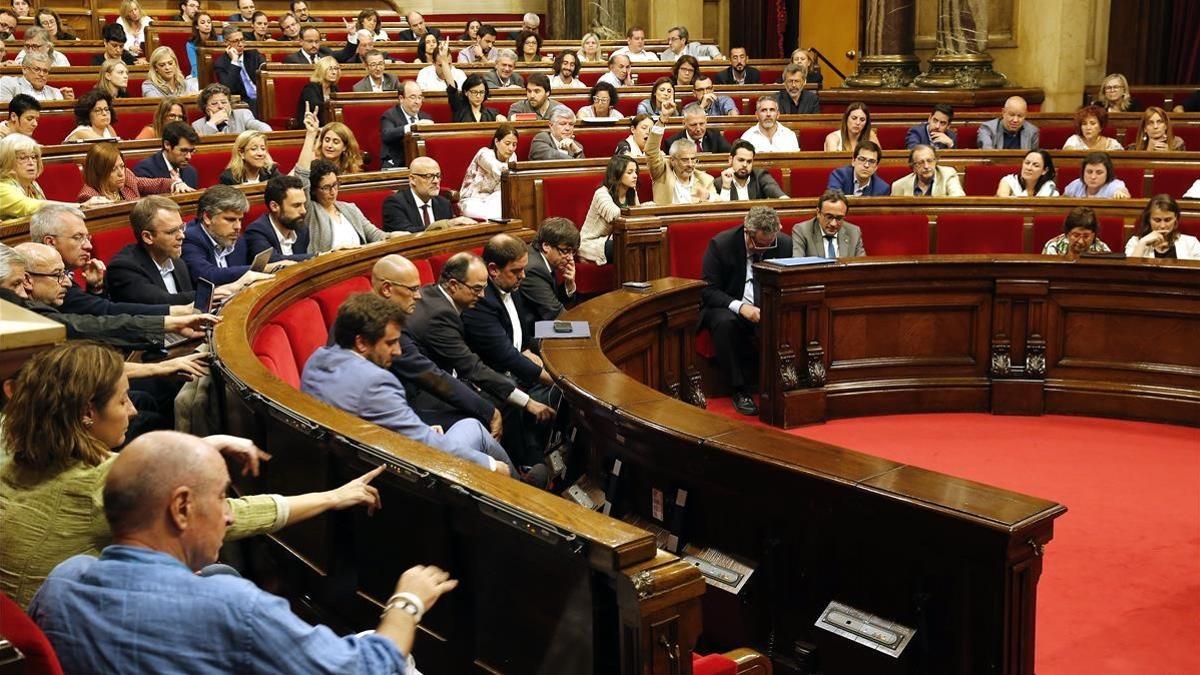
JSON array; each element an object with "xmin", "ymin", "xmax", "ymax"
[{"xmin": 77, "ymin": 168, "xmax": 175, "ymax": 202}]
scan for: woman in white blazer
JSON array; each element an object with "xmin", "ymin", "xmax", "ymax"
[{"xmin": 1125, "ymin": 194, "xmax": 1200, "ymax": 260}]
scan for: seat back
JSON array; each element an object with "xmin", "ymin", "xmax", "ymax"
[
  {"xmin": 935, "ymin": 213, "xmax": 1025, "ymax": 254},
  {"xmin": 0, "ymin": 592, "xmax": 64, "ymax": 675},
  {"xmin": 252, "ymin": 322, "xmax": 301, "ymax": 387},
  {"xmin": 667, "ymin": 219, "xmax": 741, "ymax": 279},
  {"xmin": 342, "ymin": 188, "xmax": 397, "ymax": 227},
  {"xmin": 964, "ymin": 164, "xmax": 1019, "ymax": 196},
  {"xmin": 309, "ymin": 276, "xmax": 372, "ymax": 327},
  {"xmin": 1149, "ymin": 167, "xmax": 1198, "ymax": 199},
  {"xmin": 336, "ymin": 101, "xmax": 395, "ymax": 172},
  {"xmin": 853, "ymin": 215, "xmax": 931, "ymax": 255},
  {"xmin": 269, "ymin": 298, "xmax": 328, "ymax": 375},
  {"xmin": 1032, "ymin": 214, "xmax": 1125, "ymax": 253},
  {"xmin": 39, "ymin": 161, "xmax": 84, "ymax": 202}
]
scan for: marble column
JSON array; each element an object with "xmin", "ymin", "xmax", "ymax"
[
  {"xmin": 914, "ymin": 0, "xmax": 1008, "ymax": 88},
  {"xmin": 845, "ymin": 0, "xmax": 921, "ymax": 87}
]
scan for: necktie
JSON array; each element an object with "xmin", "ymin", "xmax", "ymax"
[
  {"xmin": 729, "ymin": 182, "xmax": 739, "ymax": 201},
  {"xmin": 238, "ymin": 60, "xmax": 257, "ymax": 99},
  {"xmin": 825, "ymin": 236, "xmax": 836, "ymax": 259},
  {"xmin": 421, "ymin": 204, "xmax": 431, "ymax": 228},
  {"xmin": 695, "ymin": 139, "xmax": 703, "ymax": 153}
]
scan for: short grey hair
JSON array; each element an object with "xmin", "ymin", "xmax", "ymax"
[
  {"xmin": 523, "ymin": 12, "xmax": 540, "ymax": 26},
  {"xmin": 0, "ymin": 242, "xmax": 27, "ymax": 281},
  {"xmin": 668, "ymin": 138, "xmax": 695, "ymax": 157},
  {"xmin": 682, "ymin": 102, "xmax": 705, "ymax": 118},
  {"xmin": 23, "ymin": 51, "xmax": 51, "ymax": 68},
  {"xmin": 495, "ymin": 48, "xmax": 517, "ymax": 62},
  {"xmin": 29, "ymin": 204, "xmax": 86, "ymax": 243},
  {"xmin": 23, "ymin": 26, "xmax": 50, "ymax": 43},
  {"xmin": 197, "ymin": 184, "xmax": 249, "ymax": 220},
  {"xmin": 744, "ymin": 206, "xmax": 781, "ymax": 235},
  {"xmin": 548, "ymin": 106, "xmax": 574, "ymax": 124},
  {"xmin": 669, "ymin": 25, "xmax": 690, "ymax": 41}
]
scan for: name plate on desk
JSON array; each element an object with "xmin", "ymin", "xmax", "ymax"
[
  {"xmin": 680, "ymin": 544, "xmax": 756, "ymax": 594},
  {"xmin": 815, "ymin": 601, "xmax": 915, "ymax": 658}
]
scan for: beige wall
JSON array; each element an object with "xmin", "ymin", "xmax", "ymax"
[
  {"xmin": 912, "ymin": 0, "xmax": 1110, "ymax": 111},
  {"xmin": 401, "ymin": 0, "xmax": 549, "ymax": 12}
]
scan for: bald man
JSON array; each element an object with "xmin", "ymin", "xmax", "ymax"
[
  {"xmin": 382, "ymin": 157, "xmax": 476, "ymax": 233},
  {"xmin": 397, "ymin": 11, "xmax": 441, "ymax": 41},
  {"xmin": 29, "ymin": 431, "xmax": 457, "ymax": 673},
  {"xmin": 977, "ymin": 96, "xmax": 1040, "ymax": 150},
  {"xmin": 370, "ymin": 255, "xmax": 503, "ymax": 436}
]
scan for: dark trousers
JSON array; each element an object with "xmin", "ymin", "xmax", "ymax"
[{"xmin": 701, "ymin": 308, "xmax": 759, "ymax": 391}]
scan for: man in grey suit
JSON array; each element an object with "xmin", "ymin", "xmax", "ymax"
[
  {"xmin": 353, "ymin": 51, "xmax": 399, "ymax": 92},
  {"xmin": 528, "ymin": 107, "xmax": 584, "ymax": 160},
  {"xmin": 519, "ymin": 218, "xmax": 579, "ymax": 321},
  {"xmin": 976, "ymin": 96, "xmax": 1040, "ymax": 150},
  {"xmin": 481, "ymin": 50, "xmax": 525, "ymax": 90},
  {"xmin": 791, "ymin": 189, "xmax": 866, "ymax": 259},
  {"xmin": 713, "ymin": 141, "xmax": 787, "ymax": 200}
]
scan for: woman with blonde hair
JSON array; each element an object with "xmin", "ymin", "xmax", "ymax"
[
  {"xmin": 824, "ymin": 102, "xmax": 879, "ymax": 153},
  {"xmin": 116, "ymin": 0, "xmax": 152, "ymax": 55},
  {"xmin": 220, "ymin": 105, "xmax": 321, "ymax": 184},
  {"xmin": 95, "ymin": 59, "xmax": 130, "ymax": 98},
  {"xmin": 0, "ymin": 342, "xmax": 389, "ymax": 609},
  {"xmin": 143, "ymin": 46, "xmax": 198, "ymax": 97},
  {"xmin": 296, "ymin": 55, "xmax": 340, "ymax": 127},
  {"xmin": 136, "ymin": 97, "xmax": 188, "ymax": 139},
  {"xmin": 1094, "ymin": 73, "xmax": 1140, "ymax": 113},
  {"xmin": 1128, "ymin": 106, "xmax": 1185, "ymax": 152},
  {"xmin": 779, "ymin": 47, "xmax": 823, "ymax": 88},
  {"xmin": 578, "ymin": 32, "xmax": 604, "ymax": 63},
  {"xmin": 77, "ymin": 141, "xmax": 191, "ymax": 204},
  {"xmin": 0, "ymin": 134, "xmax": 88, "ymax": 219}
]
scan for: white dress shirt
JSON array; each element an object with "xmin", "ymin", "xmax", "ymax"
[
  {"xmin": 155, "ymin": 256, "xmax": 178, "ymax": 294},
  {"xmin": 740, "ymin": 124, "xmax": 800, "ymax": 153},
  {"xmin": 270, "ymin": 217, "xmax": 298, "ymax": 256},
  {"xmin": 203, "ymin": 227, "xmax": 234, "ymax": 268},
  {"xmin": 499, "ymin": 290, "xmax": 523, "ymax": 350}
]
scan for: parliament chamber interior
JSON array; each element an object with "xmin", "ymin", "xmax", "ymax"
[{"xmin": 0, "ymin": 0, "xmax": 1197, "ymax": 673}]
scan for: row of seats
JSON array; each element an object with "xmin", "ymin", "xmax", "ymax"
[{"xmin": 28, "ymin": 102, "xmax": 205, "ymax": 148}]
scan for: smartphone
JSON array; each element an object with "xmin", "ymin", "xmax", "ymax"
[
  {"xmin": 250, "ymin": 248, "xmax": 274, "ymax": 273},
  {"xmin": 553, "ymin": 320, "xmax": 572, "ymax": 333},
  {"xmin": 622, "ymin": 281, "xmax": 652, "ymax": 291},
  {"xmin": 194, "ymin": 277, "xmax": 215, "ymax": 314}
]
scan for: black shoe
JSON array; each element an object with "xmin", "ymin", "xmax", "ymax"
[
  {"xmin": 519, "ymin": 463, "xmax": 549, "ymax": 489},
  {"xmin": 733, "ymin": 392, "xmax": 758, "ymax": 416}
]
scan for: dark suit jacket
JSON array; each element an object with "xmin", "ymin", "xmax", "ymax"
[
  {"xmin": 826, "ymin": 165, "xmax": 891, "ymax": 196},
  {"xmin": 243, "ymin": 213, "xmax": 314, "ymax": 260},
  {"xmin": 382, "ymin": 188, "xmax": 453, "ymax": 233},
  {"xmin": 181, "ymin": 219, "xmax": 254, "ymax": 285},
  {"xmin": 282, "ymin": 47, "xmax": 333, "ymax": 65},
  {"xmin": 666, "ymin": 128, "xmax": 731, "ymax": 154},
  {"xmin": 61, "ymin": 284, "xmax": 169, "ymax": 317},
  {"xmin": 332, "ymin": 41, "xmax": 367, "ymax": 64},
  {"xmin": 406, "ymin": 283, "xmax": 518, "ymax": 403},
  {"xmin": 107, "ymin": 243, "xmax": 195, "ymax": 305},
  {"xmin": 380, "ymin": 105, "xmax": 433, "ymax": 168},
  {"xmin": 91, "ymin": 51, "xmax": 138, "ymax": 66},
  {"xmin": 397, "ymin": 27, "xmax": 442, "ymax": 41},
  {"xmin": 132, "ymin": 152, "xmax": 199, "ymax": 189},
  {"xmin": 904, "ymin": 123, "xmax": 957, "ymax": 150},
  {"xmin": 519, "ymin": 245, "xmax": 574, "ymax": 321},
  {"xmin": 775, "ymin": 89, "xmax": 820, "ymax": 115},
  {"xmin": 461, "ymin": 280, "xmax": 542, "ymax": 385},
  {"xmin": 713, "ymin": 168, "xmax": 786, "ymax": 200},
  {"xmin": 297, "ymin": 82, "xmax": 330, "ymax": 126},
  {"xmin": 392, "ymin": 331, "xmax": 496, "ymax": 425},
  {"xmin": 213, "ymin": 50, "xmax": 265, "ymax": 107},
  {"xmin": 700, "ymin": 225, "xmax": 792, "ymax": 315},
  {"xmin": 713, "ymin": 66, "xmax": 761, "ymax": 85}
]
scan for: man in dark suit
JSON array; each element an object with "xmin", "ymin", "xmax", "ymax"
[
  {"xmin": 396, "ymin": 11, "xmax": 441, "ymax": 41},
  {"xmin": 333, "ymin": 29, "xmax": 375, "ymax": 65},
  {"xmin": 282, "ymin": 26, "xmax": 334, "ymax": 65},
  {"xmin": 212, "ymin": 25, "xmax": 265, "ymax": 114},
  {"xmin": 520, "ymin": 218, "xmax": 578, "ymax": 321},
  {"xmin": 133, "ymin": 122, "xmax": 200, "ymax": 190},
  {"xmin": 370, "ymin": 254, "xmax": 502, "ymax": 434},
  {"xmin": 382, "ymin": 157, "xmax": 475, "ymax": 232},
  {"xmin": 182, "ymin": 186, "xmax": 297, "ymax": 285},
  {"xmin": 776, "ymin": 63, "xmax": 820, "ymax": 115},
  {"xmin": 243, "ymin": 175, "xmax": 315, "ymax": 261},
  {"xmin": 713, "ymin": 141, "xmax": 787, "ymax": 200},
  {"xmin": 713, "ymin": 46, "xmax": 761, "ymax": 85},
  {"xmin": 666, "ymin": 104, "xmax": 732, "ymax": 154},
  {"xmin": 904, "ymin": 103, "xmax": 957, "ymax": 150},
  {"xmin": 227, "ymin": 0, "xmax": 256, "ymax": 23},
  {"xmin": 380, "ymin": 81, "xmax": 432, "ymax": 169},
  {"xmin": 699, "ymin": 206, "xmax": 792, "ymax": 415},
  {"xmin": 825, "ymin": 140, "xmax": 891, "ymax": 196},
  {"xmin": 108, "ymin": 197, "xmax": 196, "ymax": 305}
]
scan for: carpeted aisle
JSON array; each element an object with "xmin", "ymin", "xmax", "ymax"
[{"xmin": 706, "ymin": 401, "xmax": 1200, "ymax": 674}]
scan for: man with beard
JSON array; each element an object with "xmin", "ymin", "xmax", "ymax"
[
  {"xmin": 245, "ymin": 175, "xmax": 315, "ymax": 260},
  {"xmin": 183, "ymin": 185, "xmax": 297, "ymax": 285},
  {"xmin": 714, "ymin": 46, "xmax": 760, "ymax": 85},
  {"xmin": 133, "ymin": 122, "xmax": 201, "ymax": 189},
  {"xmin": 713, "ymin": 140, "xmax": 787, "ymax": 200}
]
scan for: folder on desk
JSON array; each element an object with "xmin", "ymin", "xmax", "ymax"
[{"xmin": 768, "ymin": 256, "xmax": 837, "ymax": 267}]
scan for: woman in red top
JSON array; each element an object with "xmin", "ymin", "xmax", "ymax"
[{"xmin": 76, "ymin": 142, "xmax": 193, "ymax": 204}]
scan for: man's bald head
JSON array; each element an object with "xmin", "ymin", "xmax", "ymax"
[
  {"xmin": 371, "ymin": 254, "xmax": 423, "ymax": 313},
  {"xmin": 13, "ymin": 242, "xmax": 66, "ymax": 305},
  {"xmin": 408, "ymin": 156, "xmax": 442, "ymax": 201},
  {"xmin": 12, "ymin": 241, "xmax": 57, "ymax": 266},
  {"xmin": 104, "ymin": 431, "xmax": 225, "ymax": 539},
  {"xmin": 1001, "ymin": 96, "xmax": 1029, "ymax": 133}
]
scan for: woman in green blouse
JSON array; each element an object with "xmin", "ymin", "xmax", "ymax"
[{"xmin": 0, "ymin": 342, "xmax": 385, "ymax": 608}]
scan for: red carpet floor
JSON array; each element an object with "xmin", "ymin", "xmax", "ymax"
[{"xmin": 707, "ymin": 401, "xmax": 1200, "ymax": 674}]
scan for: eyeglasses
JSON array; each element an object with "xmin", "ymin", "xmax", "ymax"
[
  {"xmin": 411, "ymin": 172, "xmax": 441, "ymax": 180},
  {"xmin": 466, "ymin": 88, "xmax": 487, "ymax": 96},
  {"xmin": 853, "ymin": 156, "xmax": 878, "ymax": 166},
  {"xmin": 316, "ymin": 182, "xmax": 339, "ymax": 192},
  {"xmin": 28, "ymin": 269, "xmax": 69, "ymax": 281},
  {"xmin": 24, "ymin": 66, "xmax": 49, "ymax": 76},
  {"xmin": 454, "ymin": 280, "xmax": 487, "ymax": 295},
  {"xmin": 382, "ymin": 278, "xmax": 420, "ymax": 293},
  {"xmin": 92, "ymin": 106, "xmax": 112, "ymax": 115},
  {"xmin": 555, "ymin": 245, "xmax": 576, "ymax": 256},
  {"xmin": 819, "ymin": 213, "xmax": 846, "ymax": 222},
  {"xmin": 592, "ymin": 96, "xmax": 610, "ymax": 103},
  {"xmin": 15, "ymin": 152, "xmax": 38, "ymax": 162},
  {"xmin": 52, "ymin": 232, "xmax": 91, "ymax": 243}
]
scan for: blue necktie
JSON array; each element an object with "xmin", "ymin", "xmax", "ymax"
[
  {"xmin": 825, "ymin": 236, "xmax": 836, "ymax": 259},
  {"xmin": 238, "ymin": 60, "xmax": 257, "ymax": 99}
]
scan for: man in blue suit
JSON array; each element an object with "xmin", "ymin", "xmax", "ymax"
[
  {"xmin": 302, "ymin": 292, "xmax": 518, "ymax": 476},
  {"xmin": 905, "ymin": 104, "xmax": 957, "ymax": 150},
  {"xmin": 182, "ymin": 185, "xmax": 297, "ymax": 285},
  {"xmin": 826, "ymin": 140, "xmax": 891, "ymax": 196},
  {"xmin": 133, "ymin": 122, "xmax": 201, "ymax": 189},
  {"xmin": 243, "ymin": 175, "xmax": 315, "ymax": 261}
]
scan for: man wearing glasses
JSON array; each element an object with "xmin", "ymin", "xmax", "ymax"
[
  {"xmin": 133, "ymin": 121, "xmax": 201, "ymax": 188},
  {"xmin": 519, "ymin": 218, "xmax": 579, "ymax": 321},
  {"xmin": 382, "ymin": 156, "xmax": 476, "ymax": 232},
  {"xmin": 791, "ymin": 189, "xmax": 865, "ymax": 260},
  {"xmin": 213, "ymin": 25, "xmax": 265, "ymax": 114},
  {"xmin": 0, "ymin": 51, "xmax": 69, "ymax": 102},
  {"xmin": 647, "ymin": 122, "xmax": 715, "ymax": 204},
  {"xmin": 353, "ymin": 51, "xmax": 399, "ymax": 92},
  {"xmin": 826, "ymin": 140, "xmax": 891, "ymax": 196},
  {"xmin": 380, "ymin": 81, "xmax": 432, "ymax": 168},
  {"xmin": 699, "ymin": 206, "xmax": 792, "ymax": 416},
  {"xmin": 13, "ymin": 27, "xmax": 69, "ymax": 67},
  {"xmin": 890, "ymin": 144, "xmax": 965, "ymax": 197}
]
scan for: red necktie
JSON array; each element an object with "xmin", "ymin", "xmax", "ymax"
[
  {"xmin": 695, "ymin": 139, "xmax": 703, "ymax": 152},
  {"xmin": 421, "ymin": 204, "xmax": 431, "ymax": 227}
]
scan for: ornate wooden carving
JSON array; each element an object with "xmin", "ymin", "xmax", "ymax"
[
  {"xmin": 684, "ymin": 366, "xmax": 707, "ymax": 409},
  {"xmin": 805, "ymin": 341, "xmax": 826, "ymax": 387},
  {"xmin": 778, "ymin": 343, "xmax": 800, "ymax": 390},
  {"xmin": 1025, "ymin": 339, "xmax": 1046, "ymax": 378},
  {"xmin": 990, "ymin": 342, "xmax": 1012, "ymax": 377}
]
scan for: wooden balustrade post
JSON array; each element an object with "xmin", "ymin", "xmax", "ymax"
[{"xmin": 990, "ymin": 278, "xmax": 1049, "ymax": 415}]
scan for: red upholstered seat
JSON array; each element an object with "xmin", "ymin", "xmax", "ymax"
[
  {"xmin": 874, "ymin": 164, "xmax": 911, "ymax": 187},
  {"xmin": 1032, "ymin": 215, "xmax": 1125, "ymax": 253},
  {"xmin": 38, "ymin": 162, "xmax": 83, "ymax": 202},
  {"xmin": 418, "ymin": 133, "xmax": 498, "ymax": 191},
  {"xmin": 91, "ymin": 227, "xmax": 136, "ymax": 265},
  {"xmin": 798, "ymin": 126, "xmax": 836, "ymax": 151},
  {"xmin": 343, "ymin": 189, "xmax": 396, "ymax": 227},
  {"xmin": 789, "ymin": 166, "xmax": 839, "ymax": 197},
  {"xmin": 1171, "ymin": 126, "xmax": 1200, "ymax": 151},
  {"xmin": 667, "ymin": 218, "xmax": 742, "ymax": 279},
  {"xmin": 575, "ymin": 258, "xmax": 615, "ymax": 294},
  {"xmin": 189, "ymin": 149, "xmax": 232, "ymax": 187},
  {"xmin": 113, "ymin": 111, "xmax": 157, "ymax": 140},
  {"xmin": 540, "ymin": 169, "xmax": 608, "ymax": 227},
  {"xmin": 271, "ymin": 298, "xmax": 328, "ymax": 374},
  {"xmin": 0, "ymin": 592, "xmax": 64, "ymax": 675},
  {"xmin": 414, "ymin": 259, "xmax": 434, "ymax": 284},
  {"xmin": 253, "ymin": 322, "xmax": 301, "ymax": 387},
  {"xmin": 695, "ymin": 328, "xmax": 715, "ymax": 358},
  {"xmin": 1038, "ymin": 125, "xmax": 1081, "ymax": 149},
  {"xmin": 692, "ymin": 652, "xmax": 737, "ymax": 675},
  {"xmin": 964, "ymin": 164, "xmax": 1019, "ymax": 196},
  {"xmin": 1180, "ymin": 219, "xmax": 1200, "ymax": 239},
  {"xmin": 874, "ymin": 125, "xmax": 908, "ymax": 150},
  {"xmin": 309, "ymin": 276, "xmax": 372, "ymax": 327},
  {"xmin": 578, "ymin": 127, "xmax": 634, "ymax": 157},
  {"xmin": 853, "ymin": 214, "xmax": 931, "ymax": 255},
  {"xmin": 155, "ymin": 29, "xmax": 194, "ymax": 75},
  {"xmin": 337, "ymin": 102, "xmax": 394, "ymax": 171},
  {"xmin": 427, "ymin": 246, "xmax": 484, "ymax": 280},
  {"xmin": 956, "ymin": 124, "xmax": 979, "ymax": 149},
  {"xmin": 1150, "ymin": 167, "xmax": 1198, "ymax": 199},
  {"xmin": 935, "ymin": 213, "xmax": 1025, "ymax": 254}
]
